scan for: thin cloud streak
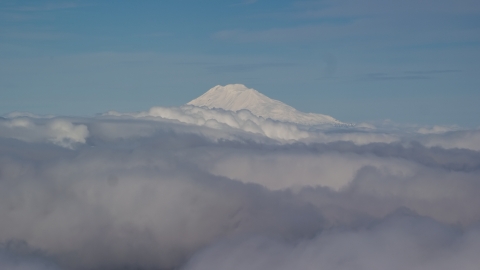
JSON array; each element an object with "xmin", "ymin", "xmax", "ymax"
[{"xmin": 1, "ymin": 2, "xmax": 84, "ymax": 12}]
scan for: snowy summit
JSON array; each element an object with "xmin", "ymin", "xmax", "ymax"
[{"xmin": 188, "ymin": 84, "xmax": 341, "ymax": 125}]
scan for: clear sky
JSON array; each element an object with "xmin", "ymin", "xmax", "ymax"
[{"xmin": 1, "ymin": 0, "xmax": 479, "ymax": 126}]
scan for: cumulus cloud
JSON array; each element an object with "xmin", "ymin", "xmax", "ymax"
[
  {"xmin": 0, "ymin": 116, "xmax": 89, "ymax": 149},
  {"xmin": 105, "ymin": 105, "xmax": 310, "ymax": 141},
  {"xmin": 0, "ymin": 105, "xmax": 479, "ymax": 269}
]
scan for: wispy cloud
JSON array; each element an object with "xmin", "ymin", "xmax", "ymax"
[
  {"xmin": 213, "ymin": 23, "xmax": 351, "ymax": 43},
  {"xmin": 0, "ymin": 29, "xmax": 76, "ymax": 40},
  {"xmin": 216, "ymin": 0, "xmax": 480, "ymax": 47},
  {"xmin": 291, "ymin": 0, "xmax": 480, "ymax": 18},
  {"xmin": 359, "ymin": 70, "xmax": 462, "ymax": 81},
  {"xmin": 404, "ymin": 69, "xmax": 462, "ymax": 75},
  {"xmin": 231, "ymin": 0, "xmax": 259, "ymax": 6},
  {"xmin": 361, "ymin": 72, "xmax": 430, "ymax": 81},
  {"xmin": 208, "ymin": 62, "xmax": 295, "ymax": 73},
  {"xmin": 2, "ymin": 2, "xmax": 82, "ymax": 12}
]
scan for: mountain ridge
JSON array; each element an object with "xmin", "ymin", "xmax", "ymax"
[{"xmin": 187, "ymin": 84, "xmax": 342, "ymax": 125}]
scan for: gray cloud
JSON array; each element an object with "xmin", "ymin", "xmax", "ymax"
[
  {"xmin": 184, "ymin": 212, "xmax": 480, "ymax": 270},
  {"xmin": 0, "ymin": 110, "xmax": 479, "ymax": 269},
  {"xmin": 0, "ymin": 130, "xmax": 324, "ymax": 269},
  {"xmin": 0, "ymin": 240, "xmax": 60, "ymax": 270}
]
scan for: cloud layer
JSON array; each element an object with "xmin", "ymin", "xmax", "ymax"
[
  {"xmin": 185, "ymin": 214, "xmax": 480, "ymax": 270},
  {"xmin": 0, "ymin": 106, "xmax": 479, "ymax": 269}
]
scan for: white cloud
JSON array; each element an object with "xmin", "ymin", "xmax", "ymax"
[
  {"xmin": 419, "ymin": 129, "xmax": 480, "ymax": 151},
  {"xmin": 0, "ymin": 117, "xmax": 89, "ymax": 149},
  {"xmin": 106, "ymin": 105, "xmax": 310, "ymax": 141},
  {"xmin": 46, "ymin": 119, "xmax": 89, "ymax": 147},
  {"xmin": 417, "ymin": 125, "xmax": 458, "ymax": 134}
]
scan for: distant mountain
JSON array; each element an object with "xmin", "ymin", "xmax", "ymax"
[{"xmin": 187, "ymin": 84, "xmax": 342, "ymax": 125}]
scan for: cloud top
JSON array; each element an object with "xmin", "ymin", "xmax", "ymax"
[{"xmin": 0, "ymin": 99, "xmax": 479, "ymax": 269}]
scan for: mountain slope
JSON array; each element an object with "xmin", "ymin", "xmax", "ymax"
[{"xmin": 187, "ymin": 84, "xmax": 341, "ymax": 125}]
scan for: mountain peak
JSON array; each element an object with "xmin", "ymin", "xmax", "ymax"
[
  {"xmin": 213, "ymin": 84, "xmax": 251, "ymax": 92},
  {"xmin": 188, "ymin": 84, "xmax": 341, "ymax": 125}
]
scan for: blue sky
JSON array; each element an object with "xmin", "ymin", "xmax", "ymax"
[{"xmin": 1, "ymin": 0, "xmax": 479, "ymax": 126}]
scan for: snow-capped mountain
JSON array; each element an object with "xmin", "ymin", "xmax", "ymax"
[{"xmin": 187, "ymin": 84, "xmax": 341, "ymax": 125}]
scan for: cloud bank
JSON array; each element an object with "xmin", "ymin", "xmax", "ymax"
[{"xmin": 0, "ymin": 105, "xmax": 479, "ymax": 269}]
